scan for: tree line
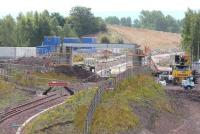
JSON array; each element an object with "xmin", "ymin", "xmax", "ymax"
[
  {"xmin": 105, "ymin": 16, "xmax": 132, "ymax": 27},
  {"xmin": 182, "ymin": 9, "xmax": 200, "ymax": 61},
  {"xmin": 105, "ymin": 10, "xmax": 182, "ymax": 33},
  {"xmin": 0, "ymin": 6, "xmax": 106, "ymax": 47}
]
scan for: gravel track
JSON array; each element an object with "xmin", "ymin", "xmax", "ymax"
[{"xmin": 143, "ymin": 82, "xmax": 200, "ymax": 134}]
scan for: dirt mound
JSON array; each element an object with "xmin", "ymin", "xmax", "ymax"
[
  {"xmin": 13, "ymin": 57, "xmax": 52, "ymax": 66},
  {"xmin": 101, "ymin": 25, "xmax": 181, "ymax": 50}
]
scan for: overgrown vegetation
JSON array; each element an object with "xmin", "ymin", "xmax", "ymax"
[
  {"xmin": 0, "ymin": 79, "xmax": 31, "ymax": 110},
  {"xmin": 73, "ymin": 55, "xmax": 84, "ymax": 62},
  {"xmin": 100, "ymin": 36, "xmax": 110, "ymax": 43},
  {"xmin": 23, "ymin": 88, "xmax": 97, "ymax": 134},
  {"xmin": 91, "ymin": 75, "xmax": 172, "ymax": 134},
  {"xmin": 13, "ymin": 71, "xmax": 76, "ymax": 89},
  {"xmin": 97, "ymin": 29, "xmax": 126, "ymax": 44},
  {"xmin": 0, "ymin": 6, "xmax": 106, "ymax": 47},
  {"xmin": 23, "ymin": 75, "xmax": 172, "ymax": 134},
  {"xmin": 181, "ymin": 9, "xmax": 200, "ymax": 61}
]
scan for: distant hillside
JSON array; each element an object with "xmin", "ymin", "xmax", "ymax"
[{"xmin": 97, "ymin": 25, "xmax": 181, "ymax": 50}]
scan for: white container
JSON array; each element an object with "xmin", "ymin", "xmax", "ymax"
[
  {"xmin": 16, "ymin": 47, "xmax": 36, "ymax": 58},
  {"xmin": 113, "ymin": 48, "xmax": 120, "ymax": 54},
  {"xmin": 0, "ymin": 47, "xmax": 36, "ymax": 58},
  {"xmin": 0, "ymin": 47, "xmax": 16, "ymax": 58}
]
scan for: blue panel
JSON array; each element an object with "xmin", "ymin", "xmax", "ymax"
[
  {"xmin": 81, "ymin": 37, "xmax": 96, "ymax": 44},
  {"xmin": 43, "ymin": 36, "xmax": 61, "ymax": 46},
  {"xmin": 63, "ymin": 37, "xmax": 81, "ymax": 43},
  {"xmin": 46, "ymin": 45, "xmax": 57, "ymax": 52},
  {"xmin": 36, "ymin": 46, "xmax": 50, "ymax": 55}
]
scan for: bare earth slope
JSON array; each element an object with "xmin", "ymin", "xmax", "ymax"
[{"xmin": 107, "ymin": 25, "xmax": 181, "ymax": 49}]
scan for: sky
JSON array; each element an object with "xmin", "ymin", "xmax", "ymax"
[{"xmin": 0, "ymin": 0, "xmax": 200, "ymax": 20}]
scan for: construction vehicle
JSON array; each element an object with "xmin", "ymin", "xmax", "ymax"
[
  {"xmin": 172, "ymin": 54, "xmax": 192, "ymax": 85},
  {"xmin": 181, "ymin": 76, "xmax": 195, "ymax": 90}
]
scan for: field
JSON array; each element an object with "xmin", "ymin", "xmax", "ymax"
[{"xmin": 97, "ymin": 25, "xmax": 181, "ymax": 50}]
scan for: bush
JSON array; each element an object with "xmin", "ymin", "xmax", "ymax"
[
  {"xmin": 117, "ymin": 38, "xmax": 124, "ymax": 44},
  {"xmin": 73, "ymin": 55, "xmax": 84, "ymax": 62},
  {"xmin": 100, "ymin": 36, "xmax": 110, "ymax": 43}
]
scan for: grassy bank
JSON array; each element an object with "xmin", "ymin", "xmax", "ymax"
[
  {"xmin": 90, "ymin": 75, "xmax": 172, "ymax": 134},
  {"xmin": 0, "ymin": 79, "xmax": 31, "ymax": 110},
  {"xmin": 23, "ymin": 75, "xmax": 173, "ymax": 134},
  {"xmin": 23, "ymin": 88, "xmax": 97, "ymax": 134},
  {"xmin": 13, "ymin": 72, "xmax": 76, "ymax": 89}
]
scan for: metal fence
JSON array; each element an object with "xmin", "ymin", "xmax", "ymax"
[{"xmin": 84, "ymin": 66, "xmax": 151, "ymax": 134}]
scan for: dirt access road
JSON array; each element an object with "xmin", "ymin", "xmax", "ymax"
[
  {"xmin": 158, "ymin": 84, "xmax": 200, "ymax": 134},
  {"xmin": 140, "ymin": 83, "xmax": 200, "ymax": 134},
  {"xmin": 169, "ymin": 99, "xmax": 200, "ymax": 134}
]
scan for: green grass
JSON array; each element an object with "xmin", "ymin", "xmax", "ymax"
[
  {"xmin": 12, "ymin": 72, "xmax": 76, "ymax": 89},
  {"xmin": 90, "ymin": 75, "xmax": 172, "ymax": 134},
  {"xmin": 23, "ymin": 88, "xmax": 97, "ymax": 134},
  {"xmin": 23, "ymin": 75, "xmax": 172, "ymax": 134},
  {"xmin": 0, "ymin": 79, "xmax": 31, "ymax": 110}
]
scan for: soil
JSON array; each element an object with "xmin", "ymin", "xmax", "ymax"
[
  {"xmin": 137, "ymin": 84, "xmax": 200, "ymax": 134},
  {"xmin": 107, "ymin": 25, "xmax": 181, "ymax": 49}
]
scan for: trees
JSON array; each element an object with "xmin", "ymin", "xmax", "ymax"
[
  {"xmin": 120, "ymin": 17, "xmax": 132, "ymax": 27},
  {"xmin": 105, "ymin": 11, "xmax": 181, "ymax": 32},
  {"xmin": 0, "ymin": 15, "xmax": 17, "ymax": 46},
  {"xmin": 133, "ymin": 10, "xmax": 182, "ymax": 33},
  {"xmin": 105, "ymin": 16, "xmax": 132, "ymax": 27},
  {"xmin": 69, "ymin": 6, "xmax": 106, "ymax": 36},
  {"xmin": 0, "ymin": 7, "xmax": 106, "ymax": 47},
  {"xmin": 105, "ymin": 16, "xmax": 120, "ymax": 25},
  {"xmin": 181, "ymin": 9, "xmax": 200, "ymax": 61},
  {"xmin": 51, "ymin": 12, "xmax": 65, "ymax": 27}
]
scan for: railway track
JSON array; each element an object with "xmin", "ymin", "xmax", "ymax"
[{"xmin": 0, "ymin": 93, "xmax": 68, "ymax": 123}]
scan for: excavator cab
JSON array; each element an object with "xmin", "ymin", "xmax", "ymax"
[{"xmin": 172, "ymin": 54, "xmax": 192, "ymax": 85}]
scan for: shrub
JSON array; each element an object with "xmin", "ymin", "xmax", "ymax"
[{"xmin": 100, "ymin": 36, "xmax": 110, "ymax": 43}]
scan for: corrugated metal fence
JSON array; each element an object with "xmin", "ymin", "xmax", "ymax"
[{"xmin": 84, "ymin": 66, "xmax": 151, "ymax": 134}]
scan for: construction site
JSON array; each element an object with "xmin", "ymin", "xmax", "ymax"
[
  {"xmin": 0, "ymin": 34, "xmax": 199, "ymax": 134},
  {"xmin": 0, "ymin": 2, "xmax": 200, "ymax": 134}
]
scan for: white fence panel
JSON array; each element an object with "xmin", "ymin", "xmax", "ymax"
[{"xmin": 16, "ymin": 47, "xmax": 36, "ymax": 58}]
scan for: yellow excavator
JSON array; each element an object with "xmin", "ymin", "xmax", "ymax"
[{"xmin": 172, "ymin": 54, "xmax": 192, "ymax": 85}]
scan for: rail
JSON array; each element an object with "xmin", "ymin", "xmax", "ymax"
[{"xmin": 0, "ymin": 93, "xmax": 68, "ymax": 123}]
